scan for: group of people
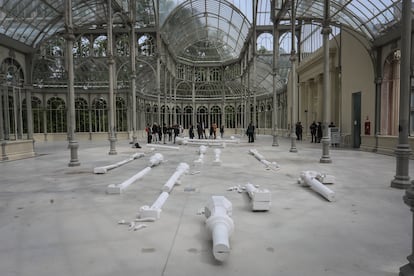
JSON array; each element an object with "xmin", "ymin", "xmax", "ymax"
[
  {"xmin": 194, "ymin": 122, "xmax": 224, "ymax": 139},
  {"xmin": 145, "ymin": 123, "xmax": 182, "ymax": 144}
]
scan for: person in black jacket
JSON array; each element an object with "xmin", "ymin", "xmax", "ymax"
[
  {"xmin": 317, "ymin": 122, "xmax": 323, "ymax": 143},
  {"xmin": 246, "ymin": 122, "xmax": 255, "ymax": 143}
]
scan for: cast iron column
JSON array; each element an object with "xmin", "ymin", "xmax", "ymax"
[
  {"xmin": 65, "ymin": 0, "xmax": 80, "ymax": 166},
  {"xmin": 398, "ymin": 0, "xmax": 413, "ymax": 274},
  {"xmin": 107, "ymin": 0, "xmax": 117, "ymax": 155},
  {"xmin": 289, "ymin": 0, "xmax": 297, "ymax": 153},
  {"xmin": 272, "ymin": 23, "xmax": 279, "ymax": 146},
  {"xmin": 320, "ymin": 0, "xmax": 332, "ymax": 163}
]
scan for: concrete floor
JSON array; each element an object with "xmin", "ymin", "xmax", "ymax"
[{"xmin": 0, "ymin": 134, "xmax": 412, "ymax": 276}]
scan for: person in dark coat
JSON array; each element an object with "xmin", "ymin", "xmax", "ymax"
[
  {"xmin": 189, "ymin": 125, "xmax": 195, "ymax": 139},
  {"xmin": 246, "ymin": 122, "xmax": 255, "ymax": 143},
  {"xmin": 310, "ymin": 121, "xmax": 317, "ymax": 143},
  {"xmin": 317, "ymin": 122, "xmax": 323, "ymax": 143}
]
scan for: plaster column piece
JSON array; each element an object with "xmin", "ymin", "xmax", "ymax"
[
  {"xmin": 213, "ymin": 148, "xmax": 222, "ymax": 166},
  {"xmin": 320, "ymin": 0, "xmax": 332, "ymax": 163},
  {"xmin": 145, "ymin": 144, "xmax": 180, "ymax": 150},
  {"xmin": 245, "ymin": 183, "xmax": 271, "ymax": 211},
  {"xmin": 106, "ymin": 167, "xmax": 152, "ymax": 194},
  {"xmin": 300, "ymin": 171, "xmax": 335, "ymax": 202},
  {"xmin": 198, "ymin": 145, "xmax": 208, "ymax": 154},
  {"xmin": 149, "ymin": 153, "xmax": 164, "ymax": 167},
  {"xmin": 204, "ymin": 196, "xmax": 234, "ymax": 262},
  {"xmin": 139, "ymin": 191, "xmax": 170, "ymax": 220},
  {"xmin": 94, "ymin": 153, "xmax": 145, "ymax": 174},
  {"xmin": 162, "ymin": 162, "xmax": 189, "ymax": 192}
]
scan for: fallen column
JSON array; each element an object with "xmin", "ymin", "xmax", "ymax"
[
  {"xmin": 138, "ymin": 162, "xmax": 189, "ymax": 220},
  {"xmin": 139, "ymin": 191, "xmax": 169, "ymax": 220},
  {"xmin": 248, "ymin": 149, "xmax": 280, "ymax": 171},
  {"xmin": 299, "ymin": 171, "xmax": 336, "ymax": 202},
  {"xmin": 245, "ymin": 183, "xmax": 271, "ymax": 211},
  {"xmin": 176, "ymin": 137, "xmax": 227, "ymax": 147},
  {"xmin": 163, "ymin": 162, "xmax": 189, "ymax": 192},
  {"xmin": 204, "ymin": 196, "xmax": 234, "ymax": 262},
  {"xmin": 146, "ymin": 144, "xmax": 180, "ymax": 150},
  {"xmin": 94, "ymin": 152, "xmax": 145, "ymax": 174},
  {"xmin": 106, "ymin": 153, "xmax": 164, "ymax": 194}
]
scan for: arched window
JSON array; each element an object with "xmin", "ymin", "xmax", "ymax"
[
  {"xmin": 236, "ymin": 104, "xmax": 245, "ymax": 128},
  {"xmin": 225, "ymin": 105, "xmax": 235, "ymax": 128},
  {"xmin": 381, "ymin": 50, "xmax": 400, "ymax": 136},
  {"xmin": 174, "ymin": 106, "xmax": 182, "ymax": 126},
  {"xmin": 116, "ymin": 34, "xmax": 130, "ymax": 56},
  {"xmin": 93, "ymin": 35, "xmax": 107, "ymax": 57},
  {"xmin": 161, "ymin": 105, "xmax": 170, "ymax": 126},
  {"xmin": 73, "ymin": 36, "xmax": 90, "ymax": 57},
  {"xmin": 23, "ymin": 96, "xmax": 43, "ymax": 133},
  {"xmin": 116, "ymin": 97, "xmax": 127, "ymax": 131},
  {"xmin": 197, "ymin": 106, "xmax": 208, "ymax": 128},
  {"xmin": 1, "ymin": 58, "xmax": 24, "ymax": 87},
  {"xmin": 210, "ymin": 106, "xmax": 221, "ymax": 128},
  {"xmin": 183, "ymin": 106, "xmax": 193, "ymax": 129},
  {"xmin": 75, "ymin": 97, "xmax": 89, "ymax": 132},
  {"xmin": 145, "ymin": 103, "xmax": 152, "ymax": 125},
  {"xmin": 47, "ymin": 97, "xmax": 66, "ymax": 133},
  {"xmin": 91, "ymin": 97, "xmax": 107, "ymax": 132},
  {"xmin": 266, "ymin": 103, "xmax": 272, "ymax": 128},
  {"xmin": 138, "ymin": 34, "xmax": 155, "ymax": 56},
  {"xmin": 257, "ymin": 33, "xmax": 273, "ymax": 54}
]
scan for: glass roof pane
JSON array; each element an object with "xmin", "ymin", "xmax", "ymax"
[{"xmin": 257, "ymin": 0, "xmax": 271, "ymax": 26}]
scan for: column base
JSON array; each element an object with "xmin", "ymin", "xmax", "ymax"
[
  {"xmin": 391, "ymin": 178, "xmax": 411, "ymax": 189},
  {"xmin": 272, "ymin": 135, "xmax": 279, "ymax": 146},
  {"xmin": 108, "ymin": 136, "xmax": 117, "ymax": 155},
  {"xmin": 400, "ymin": 255, "xmax": 414, "ymax": 276},
  {"xmin": 319, "ymin": 156, "xmax": 332, "ymax": 163},
  {"xmin": 68, "ymin": 140, "xmax": 80, "ymax": 167}
]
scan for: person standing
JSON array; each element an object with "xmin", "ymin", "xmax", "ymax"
[
  {"xmin": 317, "ymin": 122, "xmax": 323, "ymax": 143},
  {"xmin": 220, "ymin": 125, "xmax": 224, "ymax": 138},
  {"xmin": 295, "ymin": 121, "xmax": 303, "ymax": 140},
  {"xmin": 189, "ymin": 125, "xmax": 195, "ymax": 139},
  {"xmin": 310, "ymin": 121, "xmax": 317, "ymax": 143},
  {"xmin": 246, "ymin": 122, "xmax": 255, "ymax": 143}
]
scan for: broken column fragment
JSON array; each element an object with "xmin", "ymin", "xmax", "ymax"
[{"xmin": 204, "ymin": 196, "xmax": 234, "ymax": 262}]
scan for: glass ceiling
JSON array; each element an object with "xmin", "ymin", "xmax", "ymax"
[
  {"xmin": 0, "ymin": 0, "xmax": 410, "ymax": 58},
  {"xmin": 160, "ymin": 0, "xmax": 251, "ymax": 63}
]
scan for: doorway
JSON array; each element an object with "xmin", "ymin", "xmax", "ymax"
[{"xmin": 352, "ymin": 92, "xmax": 361, "ymax": 148}]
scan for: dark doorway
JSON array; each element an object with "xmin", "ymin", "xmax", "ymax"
[{"xmin": 352, "ymin": 92, "xmax": 361, "ymax": 148}]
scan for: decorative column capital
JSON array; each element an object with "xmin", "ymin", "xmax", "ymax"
[
  {"xmin": 375, "ymin": 77, "xmax": 383, "ymax": 85},
  {"xmin": 321, "ymin": 26, "xmax": 332, "ymax": 35},
  {"xmin": 63, "ymin": 31, "xmax": 75, "ymax": 42}
]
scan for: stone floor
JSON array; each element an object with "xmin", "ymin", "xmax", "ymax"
[{"xmin": 0, "ymin": 134, "xmax": 412, "ymax": 276}]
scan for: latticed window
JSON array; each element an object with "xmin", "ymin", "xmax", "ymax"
[
  {"xmin": 93, "ymin": 35, "xmax": 107, "ymax": 57},
  {"xmin": 209, "ymin": 68, "xmax": 222, "ymax": 82},
  {"xmin": 75, "ymin": 97, "xmax": 89, "ymax": 132},
  {"xmin": 174, "ymin": 106, "xmax": 182, "ymax": 126},
  {"xmin": 210, "ymin": 105, "xmax": 221, "ymax": 127},
  {"xmin": 47, "ymin": 97, "xmax": 66, "ymax": 133},
  {"xmin": 73, "ymin": 36, "xmax": 90, "ymax": 58},
  {"xmin": 91, "ymin": 97, "xmax": 107, "ymax": 132},
  {"xmin": 197, "ymin": 106, "xmax": 208, "ymax": 128},
  {"xmin": 225, "ymin": 105, "xmax": 235, "ymax": 128},
  {"xmin": 177, "ymin": 64, "xmax": 184, "ymax": 80},
  {"xmin": 116, "ymin": 34, "xmax": 130, "ymax": 56},
  {"xmin": 183, "ymin": 106, "xmax": 193, "ymax": 129},
  {"xmin": 138, "ymin": 34, "xmax": 155, "ymax": 56},
  {"xmin": 23, "ymin": 96, "xmax": 43, "ymax": 133},
  {"xmin": 116, "ymin": 97, "xmax": 127, "ymax": 131},
  {"xmin": 161, "ymin": 105, "xmax": 170, "ymax": 126},
  {"xmin": 145, "ymin": 104, "xmax": 152, "ymax": 125},
  {"xmin": 236, "ymin": 104, "xmax": 245, "ymax": 128},
  {"xmin": 266, "ymin": 103, "xmax": 272, "ymax": 128}
]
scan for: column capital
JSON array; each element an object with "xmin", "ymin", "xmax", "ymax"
[
  {"xmin": 321, "ymin": 26, "xmax": 332, "ymax": 35},
  {"xmin": 375, "ymin": 77, "xmax": 383, "ymax": 85}
]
